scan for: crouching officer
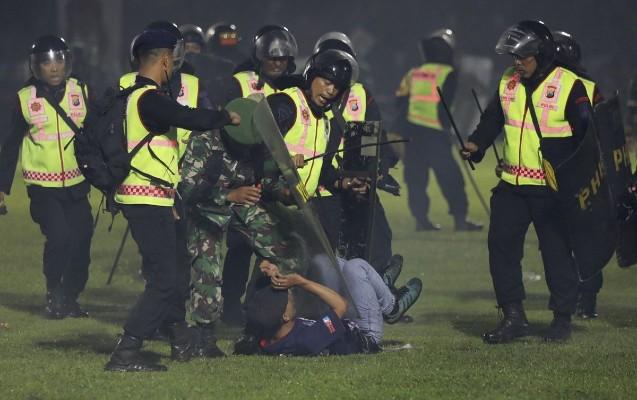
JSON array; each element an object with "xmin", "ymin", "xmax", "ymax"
[
  {"xmin": 462, "ymin": 21, "xmax": 592, "ymax": 343},
  {"xmin": 104, "ymin": 29, "xmax": 239, "ymax": 372},
  {"xmin": 0, "ymin": 35, "xmax": 93, "ymax": 319}
]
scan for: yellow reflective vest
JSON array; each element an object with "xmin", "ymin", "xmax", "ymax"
[
  {"xmin": 279, "ymin": 87, "xmax": 330, "ymax": 196},
  {"xmin": 119, "ymin": 72, "xmax": 199, "ymax": 158},
  {"xmin": 234, "ymin": 71, "xmax": 278, "ymax": 97},
  {"xmin": 398, "ymin": 63, "xmax": 453, "ymax": 130},
  {"xmin": 320, "ymin": 83, "xmax": 369, "ymax": 196},
  {"xmin": 114, "ymin": 85, "xmax": 179, "ymax": 207},
  {"xmin": 17, "ymin": 78, "xmax": 87, "ymax": 188},
  {"xmin": 499, "ymin": 66, "xmax": 579, "ymax": 186}
]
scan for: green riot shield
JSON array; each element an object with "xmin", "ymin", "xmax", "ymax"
[
  {"xmin": 551, "ymin": 116, "xmax": 618, "ymax": 281},
  {"xmin": 251, "ymin": 98, "xmax": 360, "ymax": 318}
]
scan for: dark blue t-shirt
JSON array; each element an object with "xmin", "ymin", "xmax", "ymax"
[{"xmin": 261, "ymin": 310, "xmax": 362, "ymax": 356}]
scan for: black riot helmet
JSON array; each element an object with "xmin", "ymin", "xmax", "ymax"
[
  {"xmin": 303, "ymin": 49, "xmax": 358, "ymax": 96},
  {"xmin": 29, "ymin": 35, "xmax": 72, "ymax": 82},
  {"xmin": 420, "ymin": 28, "xmax": 455, "ymax": 64},
  {"xmin": 313, "ymin": 32, "xmax": 357, "ymax": 59},
  {"xmin": 252, "ymin": 25, "xmax": 298, "ymax": 74},
  {"xmin": 145, "ymin": 20, "xmax": 185, "ymax": 70},
  {"xmin": 179, "ymin": 24, "xmax": 206, "ymax": 51},
  {"xmin": 495, "ymin": 20, "xmax": 556, "ymax": 76},
  {"xmin": 206, "ymin": 21, "xmax": 241, "ymax": 52},
  {"xmin": 552, "ymin": 30, "xmax": 582, "ymax": 67}
]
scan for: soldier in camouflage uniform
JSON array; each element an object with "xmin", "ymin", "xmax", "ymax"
[{"xmin": 179, "ymin": 127, "xmax": 298, "ymax": 357}]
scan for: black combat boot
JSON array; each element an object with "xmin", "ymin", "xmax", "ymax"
[
  {"xmin": 196, "ymin": 323, "xmax": 226, "ymax": 358},
  {"xmin": 454, "ymin": 216, "xmax": 483, "ymax": 232},
  {"xmin": 543, "ymin": 313, "xmax": 572, "ymax": 343},
  {"xmin": 45, "ymin": 289, "xmax": 66, "ymax": 320},
  {"xmin": 482, "ymin": 302, "xmax": 529, "ymax": 344},
  {"xmin": 168, "ymin": 321, "xmax": 196, "ymax": 362},
  {"xmin": 104, "ymin": 334, "xmax": 167, "ymax": 372},
  {"xmin": 64, "ymin": 297, "xmax": 89, "ymax": 318},
  {"xmin": 576, "ymin": 293, "xmax": 598, "ymax": 319},
  {"xmin": 416, "ymin": 220, "xmax": 441, "ymax": 231}
]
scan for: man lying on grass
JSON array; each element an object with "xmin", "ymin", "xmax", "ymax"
[{"xmin": 246, "ymin": 257, "xmax": 422, "ymax": 356}]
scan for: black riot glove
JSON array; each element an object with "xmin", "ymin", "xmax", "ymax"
[{"xmin": 378, "ymin": 174, "xmax": 400, "ymax": 196}]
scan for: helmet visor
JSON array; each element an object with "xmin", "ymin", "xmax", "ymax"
[
  {"xmin": 255, "ymin": 29, "xmax": 298, "ymax": 60},
  {"xmin": 173, "ymin": 39, "xmax": 185, "ymax": 70},
  {"xmin": 30, "ymin": 50, "xmax": 72, "ymax": 82},
  {"xmin": 495, "ymin": 25, "xmax": 540, "ymax": 58}
]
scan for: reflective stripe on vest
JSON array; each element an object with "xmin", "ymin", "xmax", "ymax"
[
  {"xmin": 407, "ymin": 63, "xmax": 453, "ymax": 130},
  {"xmin": 499, "ymin": 66, "xmax": 577, "ymax": 186},
  {"xmin": 17, "ymin": 78, "xmax": 86, "ymax": 187},
  {"xmin": 234, "ymin": 71, "xmax": 278, "ymax": 97},
  {"xmin": 115, "ymin": 85, "xmax": 179, "ymax": 206},
  {"xmin": 281, "ymin": 87, "xmax": 329, "ymax": 196}
]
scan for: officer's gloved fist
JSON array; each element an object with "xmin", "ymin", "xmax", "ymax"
[
  {"xmin": 341, "ymin": 177, "xmax": 369, "ymax": 195},
  {"xmin": 378, "ymin": 174, "xmax": 400, "ymax": 196}
]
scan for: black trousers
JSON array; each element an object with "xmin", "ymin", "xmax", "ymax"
[
  {"xmin": 488, "ymin": 181, "xmax": 578, "ymax": 314},
  {"xmin": 312, "ymin": 193, "xmax": 342, "ymax": 250},
  {"xmin": 121, "ymin": 204, "xmax": 185, "ymax": 338},
  {"xmin": 403, "ymin": 128, "xmax": 468, "ymax": 223},
  {"xmin": 28, "ymin": 184, "xmax": 93, "ymax": 300},
  {"xmin": 221, "ymin": 226, "xmax": 253, "ymax": 308}
]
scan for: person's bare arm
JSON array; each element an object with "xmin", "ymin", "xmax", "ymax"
[{"xmin": 272, "ymin": 272, "xmax": 348, "ymax": 318}]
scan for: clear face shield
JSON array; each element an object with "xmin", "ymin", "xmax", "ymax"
[
  {"xmin": 172, "ymin": 38, "xmax": 185, "ymax": 71},
  {"xmin": 29, "ymin": 49, "xmax": 72, "ymax": 84},
  {"xmin": 255, "ymin": 30, "xmax": 298, "ymax": 60},
  {"xmin": 495, "ymin": 25, "xmax": 540, "ymax": 58}
]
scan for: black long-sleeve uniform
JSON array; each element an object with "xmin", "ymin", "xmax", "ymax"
[
  {"xmin": 0, "ymin": 78, "xmax": 93, "ymax": 303},
  {"xmin": 468, "ymin": 65, "xmax": 592, "ymax": 315},
  {"xmin": 121, "ymin": 75, "xmax": 230, "ymax": 339},
  {"xmin": 394, "ymin": 68, "xmax": 470, "ymax": 226}
]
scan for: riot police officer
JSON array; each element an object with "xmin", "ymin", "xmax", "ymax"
[
  {"xmin": 220, "ymin": 24, "xmax": 299, "ymax": 326},
  {"xmin": 554, "ymin": 30, "xmax": 604, "ymax": 319},
  {"xmin": 0, "ymin": 35, "xmax": 93, "ymax": 320},
  {"xmin": 104, "ymin": 29, "xmax": 239, "ymax": 372},
  {"xmin": 311, "ymin": 31, "xmax": 399, "ymax": 273},
  {"xmin": 395, "ymin": 29, "xmax": 482, "ymax": 231},
  {"xmin": 206, "ymin": 21, "xmax": 245, "ymax": 68},
  {"xmin": 462, "ymin": 20, "xmax": 593, "ymax": 343}
]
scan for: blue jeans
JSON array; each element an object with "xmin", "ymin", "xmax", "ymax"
[{"xmin": 314, "ymin": 256, "xmax": 395, "ymax": 344}]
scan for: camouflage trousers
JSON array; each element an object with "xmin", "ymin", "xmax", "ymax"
[{"xmin": 188, "ymin": 203, "xmax": 299, "ymax": 324}]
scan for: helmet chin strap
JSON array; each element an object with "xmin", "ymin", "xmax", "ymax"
[{"xmin": 164, "ymin": 70, "xmax": 174, "ymax": 99}]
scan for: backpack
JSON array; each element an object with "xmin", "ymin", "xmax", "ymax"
[{"xmin": 73, "ymin": 83, "xmax": 155, "ymax": 195}]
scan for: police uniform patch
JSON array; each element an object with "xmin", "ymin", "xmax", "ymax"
[
  {"xmin": 349, "ymin": 99, "xmax": 359, "ymax": 111},
  {"xmin": 301, "ymin": 108, "xmax": 310, "ymax": 122},
  {"xmin": 71, "ymin": 94, "xmax": 81, "ymax": 107},
  {"xmin": 507, "ymin": 79, "xmax": 517, "ymax": 91},
  {"xmin": 546, "ymin": 85, "xmax": 557, "ymax": 99},
  {"xmin": 30, "ymin": 102, "xmax": 42, "ymax": 113}
]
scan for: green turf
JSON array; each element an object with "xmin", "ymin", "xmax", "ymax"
[{"xmin": 1, "ymin": 150, "xmax": 636, "ymax": 399}]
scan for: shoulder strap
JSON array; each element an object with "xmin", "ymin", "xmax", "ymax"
[
  {"xmin": 42, "ymin": 90, "xmax": 82, "ymax": 136},
  {"xmin": 524, "ymin": 87, "xmax": 543, "ymax": 141},
  {"xmin": 331, "ymin": 87, "xmax": 351, "ymax": 134}
]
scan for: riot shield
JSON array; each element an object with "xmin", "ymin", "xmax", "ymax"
[
  {"xmin": 594, "ymin": 94, "xmax": 637, "ymax": 267},
  {"xmin": 551, "ymin": 116, "xmax": 618, "ymax": 280},
  {"xmin": 251, "ymin": 98, "xmax": 360, "ymax": 318},
  {"xmin": 339, "ymin": 121, "xmax": 381, "ymax": 261}
]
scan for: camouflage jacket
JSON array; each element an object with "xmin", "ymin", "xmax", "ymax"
[{"xmin": 179, "ymin": 129, "xmax": 256, "ymax": 226}]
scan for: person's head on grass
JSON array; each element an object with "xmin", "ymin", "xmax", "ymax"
[{"xmin": 246, "ymin": 286, "xmax": 296, "ymax": 341}]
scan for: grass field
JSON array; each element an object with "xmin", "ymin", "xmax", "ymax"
[{"xmin": 1, "ymin": 151, "xmax": 636, "ymax": 399}]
